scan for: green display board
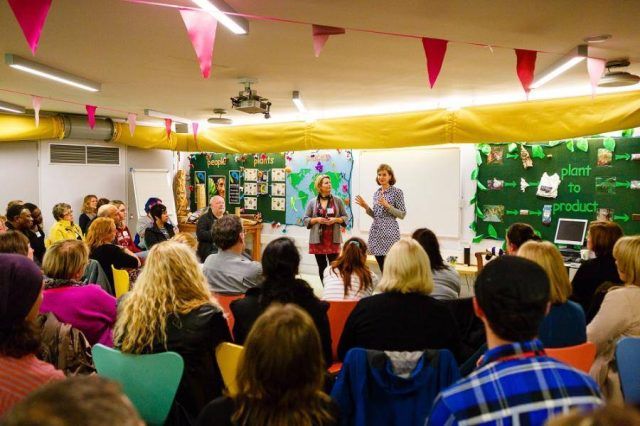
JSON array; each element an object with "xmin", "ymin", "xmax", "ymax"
[
  {"xmin": 189, "ymin": 152, "xmax": 286, "ymax": 224},
  {"xmin": 472, "ymin": 137, "xmax": 640, "ymax": 244}
]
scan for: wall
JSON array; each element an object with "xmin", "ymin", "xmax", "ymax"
[{"xmin": 0, "ymin": 141, "xmax": 40, "ymax": 212}]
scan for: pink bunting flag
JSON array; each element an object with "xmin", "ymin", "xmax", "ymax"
[
  {"xmin": 127, "ymin": 113, "xmax": 137, "ymax": 136},
  {"xmin": 515, "ymin": 49, "xmax": 537, "ymax": 96},
  {"xmin": 164, "ymin": 118, "xmax": 172, "ymax": 138},
  {"xmin": 312, "ymin": 24, "xmax": 345, "ymax": 58},
  {"xmin": 421, "ymin": 38, "xmax": 449, "ymax": 89},
  {"xmin": 179, "ymin": 9, "xmax": 218, "ymax": 79},
  {"xmin": 192, "ymin": 122, "xmax": 199, "ymax": 141},
  {"xmin": 32, "ymin": 96, "xmax": 42, "ymax": 128},
  {"xmin": 7, "ymin": 0, "xmax": 53, "ymax": 55},
  {"xmin": 587, "ymin": 57, "xmax": 606, "ymax": 97},
  {"xmin": 85, "ymin": 105, "xmax": 97, "ymax": 129}
]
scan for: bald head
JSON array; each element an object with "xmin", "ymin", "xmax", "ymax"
[
  {"xmin": 98, "ymin": 204, "xmax": 119, "ymax": 222},
  {"xmin": 210, "ymin": 196, "xmax": 226, "ymax": 218}
]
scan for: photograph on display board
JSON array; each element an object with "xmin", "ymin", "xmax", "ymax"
[
  {"xmin": 258, "ymin": 182, "xmax": 268, "ymax": 195},
  {"xmin": 597, "ymin": 208, "xmax": 614, "ymax": 221},
  {"xmin": 272, "ymin": 168, "xmax": 286, "ymax": 182},
  {"xmin": 272, "ymin": 182, "xmax": 286, "ymax": 197},
  {"xmin": 257, "ymin": 170, "xmax": 269, "ymax": 183},
  {"xmin": 244, "ymin": 197, "xmax": 257, "ymax": 210},
  {"xmin": 229, "ymin": 170, "xmax": 241, "ymax": 204},
  {"xmin": 244, "ymin": 182, "xmax": 258, "ymax": 196},
  {"xmin": 272, "ymin": 198, "xmax": 285, "ymax": 211},
  {"xmin": 208, "ymin": 175, "xmax": 226, "ymax": 200},
  {"xmin": 244, "ymin": 168, "xmax": 258, "ymax": 181},
  {"xmin": 482, "ymin": 205, "xmax": 505, "ymax": 223},
  {"xmin": 595, "ymin": 177, "xmax": 616, "ymax": 194},
  {"xmin": 597, "ymin": 149, "xmax": 613, "ymax": 166}
]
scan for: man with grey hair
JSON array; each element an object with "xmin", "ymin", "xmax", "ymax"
[
  {"xmin": 97, "ymin": 204, "xmax": 118, "ymax": 221},
  {"xmin": 196, "ymin": 195, "xmax": 226, "ymax": 262}
]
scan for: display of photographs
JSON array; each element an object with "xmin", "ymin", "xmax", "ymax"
[
  {"xmin": 258, "ymin": 182, "xmax": 268, "ymax": 195},
  {"xmin": 208, "ymin": 175, "xmax": 226, "ymax": 200},
  {"xmin": 597, "ymin": 149, "xmax": 612, "ymax": 166},
  {"xmin": 487, "ymin": 146, "xmax": 504, "ymax": 165},
  {"xmin": 631, "ymin": 180, "xmax": 640, "ymax": 190},
  {"xmin": 244, "ymin": 182, "xmax": 257, "ymax": 196},
  {"xmin": 482, "ymin": 205, "xmax": 505, "ymax": 223},
  {"xmin": 194, "ymin": 171, "xmax": 206, "ymax": 184},
  {"xmin": 271, "ymin": 197, "xmax": 285, "ymax": 211},
  {"xmin": 244, "ymin": 197, "xmax": 257, "ymax": 210},
  {"xmin": 228, "ymin": 170, "xmax": 241, "ymax": 204},
  {"xmin": 488, "ymin": 178, "xmax": 504, "ymax": 191},
  {"xmin": 595, "ymin": 177, "xmax": 616, "ymax": 194},
  {"xmin": 272, "ymin": 182, "xmax": 286, "ymax": 197},
  {"xmin": 272, "ymin": 168, "xmax": 286, "ymax": 182},
  {"xmin": 597, "ymin": 208, "xmax": 614, "ymax": 221},
  {"xmin": 244, "ymin": 168, "xmax": 258, "ymax": 181},
  {"xmin": 257, "ymin": 170, "xmax": 269, "ymax": 183}
]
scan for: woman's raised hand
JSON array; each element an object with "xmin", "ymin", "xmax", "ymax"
[{"xmin": 354, "ymin": 195, "xmax": 369, "ymax": 210}]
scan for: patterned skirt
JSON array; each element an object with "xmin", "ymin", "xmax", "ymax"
[{"xmin": 309, "ymin": 225, "xmax": 340, "ymax": 255}]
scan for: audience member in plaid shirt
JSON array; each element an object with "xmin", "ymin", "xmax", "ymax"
[{"xmin": 428, "ymin": 256, "xmax": 603, "ymax": 426}]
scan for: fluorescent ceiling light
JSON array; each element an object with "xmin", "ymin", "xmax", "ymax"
[
  {"xmin": 191, "ymin": 0, "xmax": 249, "ymax": 35},
  {"xmin": 530, "ymin": 45, "xmax": 588, "ymax": 90},
  {"xmin": 144, "ymin": 109, "xmax": 191, "ymax": 124},
  {"xmin": 4, "ymin": 54, "xmax": 101, "ymax": 92},
  {"xmin": 292, "ymin": 91, "xmax": 307, "ymax": 113},
  {"xmin": 0, "ymin": 99, "xmax": 26, "ymax": 114}
]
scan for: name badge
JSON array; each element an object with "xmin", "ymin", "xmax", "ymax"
[
  {"xmin": 327, "ymin": 207, "xmax": 335, "ymax": 215},
  {"xmin": 35, "ymin": 231, "xmax": 42, "ymax": 237}
]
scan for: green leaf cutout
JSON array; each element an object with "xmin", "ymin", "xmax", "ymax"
[
  {"xmin": 476, "ymin": 205, "xmax": 484, "ymax": 219},
  {"xmin": 469, "ymin": 221, "xmax": 477, "ymax": 232},
  {"xmin": 566, "ymin": 140, "xmax": 575, "ymax": 152},
  {"xmin": 479, "ymin": 144, "xmax": 491, "ymax": 155},
  {"xmin": 469, "ymin": 195, "xmax": 477, "ymax": 205},
  {"xmin": 472, "ymin": 234, "xmax": 485, "ymax": 244},
  {"xmin": 487, "ymin": 224, "xmax": 498, "ymax": 239},
  {"xmin": 531, "ymin": 145, "xmax": 545, "ymax": 159},
  {"xmin": 548, "ymin": 140, "xmax": 562, "ymax": 147},
  {"xmin": 534, "ymin": 229, "xmax": 542, "ymax": 238},
  {"xmin": 501, "ymin": 240, "xmax": 507, "ymax": 252},
  {"xmin": 508, "ymin": 143, "xmax": 518, "ymax": 153},
  {"xmin": 477, "ymin": 181, "xmax": 488, "ymax": 191},
  {"xmin": 576, "ymin": 138, "xmax": 589, "ymax": 152},
  {"xmin": 471, "ymin": 168, "xmax": 479, "ymax": 180},
  {"xmin": 603, "ymin": 137, "xmax": 616, "ymax": 152},
  {"xmin": 621, "ymin": 129, "xmax": 635, "ymax": 138},
  {"xmin": 476, "ymin": 150, "xmax": 483, "ymax": 165}
]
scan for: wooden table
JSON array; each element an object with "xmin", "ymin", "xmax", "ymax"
[{"xmin": 177, "ymin": 222, "xmax": 263, "ymax": 261}]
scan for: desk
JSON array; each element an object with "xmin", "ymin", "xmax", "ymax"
[{"xmin": 177, "ymin": 222, "xmax": 264, "ymax": 261}]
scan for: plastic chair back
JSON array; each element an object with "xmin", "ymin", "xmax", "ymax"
[
  {"xmin": 215, "ymin": 342, "xmax": 244, "ymax": 396},
  {"xmin": 328, "ymin": 300, "xmax": 358, "ymax": 361},
  {"xmin": 111, "ymin": 265, "xmax": 130, "ymax": 298},
  {"xmin": 616, "ymin": 337, "xmax": 640, "ymax": 404},
  {"xmin": 546, "ymin": 341, "xmax": 596, "ymax": 373},
  {"xmin": 213, "ymin": 293, "xmax": 244, "ymax": 333},
  {"xmin": 93, "ymin": 344, "xmax": 184, "ymax": 426}
]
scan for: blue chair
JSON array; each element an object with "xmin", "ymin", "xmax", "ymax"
[
  {"xmin": 616, "ymin": 337, "xmax": 640, "ymax": 404},
  {"xmin": 93, "ymin": 344, "xmax": 184, "ymax": 426}
]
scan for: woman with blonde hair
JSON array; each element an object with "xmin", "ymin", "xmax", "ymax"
[
  {"xmin": 172, "ymin": 232, "xmax": 198, "ymax": 253},
  {"xmin": 45, "ymin": 203, "xmax": 83, "ymax": 248},
  {"xmin": 322, "ymin": 237, "xmax": 378, "ymax": 301},
  {"xmin": 197, "ymin": 304, "xmax": 338, "ymax": 426},
  {"xmin": 78, "ymin": 195, "xmax": 98, "ymax": 235},
  {"xmin": 588, "ymin": 235, "xmax": 640, "ymax": 403},
  {"xmin": 518, "ymin": 241, "xmax": 586, "ymax": 348},
  {"xmin": 114, "ymin": 241, "xmax": 231, "ymax": 420},
  {"xmin": 337, "ymin": 238, "xmax": 460, "ymax": 361},
  {"xmin": 86, "ymin": 218, "xmax": 139, "ymax": 295},
  {"xmin": 303, "ymin": 174, "xmax": 348, "ymax": 282}
]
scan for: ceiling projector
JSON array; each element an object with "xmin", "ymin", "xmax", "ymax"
[
  {"xmin": 230, "ymin": 79, "xmax": 272, "ymax": 119},
  {"xmin": 598, "ymin": 59, "xmax": 640, "ymax": 87}
]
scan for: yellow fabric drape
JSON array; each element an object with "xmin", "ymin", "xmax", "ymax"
[{"xmin": 0, "ymin": 114, "xmax": 64, "ymax": 141}]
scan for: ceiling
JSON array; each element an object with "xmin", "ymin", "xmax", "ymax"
[{"xmin": 1, "ymin": 0, "xmax": 639, "ymax": 127}]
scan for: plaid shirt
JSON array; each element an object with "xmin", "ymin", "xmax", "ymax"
[{"xmin": 427, "ymin": 339, "xmax": 603, "ymax": 426}]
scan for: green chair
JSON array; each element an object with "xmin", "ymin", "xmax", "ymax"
[{"xmin": 93, "ymin": 344, "xmax": 184, "ymax": 426}]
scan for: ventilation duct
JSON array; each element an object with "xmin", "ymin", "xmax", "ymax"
[{"xmin": 61, "ymin": 114, "xmax": 114, "ymax": 141}]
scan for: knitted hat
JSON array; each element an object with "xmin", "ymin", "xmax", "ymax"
[{"xmin": 0, "ymin": 254, "xmax": 42, "ymax": 329}]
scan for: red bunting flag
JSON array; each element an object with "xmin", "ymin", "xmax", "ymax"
[
  {"xmin": 85, "ymin": 105, "xmax": 97, "ymax": 129},
  {"xmin": 587, "ymin": 57, "xmax": 606, "ymax": 98},
  {"xmin": 127, "ymin": 113, "xmax": 137, "ymax": 136},
  {"xmin": 515, "ymin": 49, "xmax": 537, "ymax": 95},
  {"xmin": 32, "ymin": 96, "xmax": 42, "ymax": 128},
  {"xmin": 312, "ymin": 24, "xmax": 345, "ymax": 58},
  {"xmin": 164, "ymin": 118, "xmax": 172, "ymax": 138},
  {"xmin": 8, "ymin": 0, "xmax": 52, "ymax": 55},
  {"xmin": 179, "ymin": 9, "xmax": 218, "ymax": 79},
  {"xmin": 421, "ymin": 38, "xmax": 449, "ymax": 89}
]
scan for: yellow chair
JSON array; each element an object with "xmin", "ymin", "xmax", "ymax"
[
  {"xmin": 215, "ymin": 342, "xmax": 243, "ymax": 395},
  {"xmin": 111, "ymin": 265, "xmax": 130, "ymax": 298}
]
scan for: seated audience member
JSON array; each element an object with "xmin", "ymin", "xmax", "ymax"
[
  {"xmin": 4, "ymin": 204, "xmax": 37, "ymax": 259},
  {"xmin": 196, "ymin": 195, "xmax": 226, "ymax": 262},
  {"xmin": 144, "ymin": 203, "xmax": 175, "ymax": 250},
  {"xmin": 518, "ymin": 241, "xmax": 586, "ymax": 348},
  {"xmin": 97, "ymin": 204, "xmax": 119, "ymax": 221},
  {"xmin": 231, "ymin": 237, "xmax": 333, "ymax": 366},
  {"xmin": 40, "ymin": 240, "xmax": 117, "ymax": 346},
  {"xmin": 114, "ymin": 241, "xmax": 231, "ymax": 421},
  {"xmin": 203, "ymin": 215, "xmax": 262, "ymax": 294},
  {"xmin": 6, "ymin": 200, "xmax": 23, "ymax": 211},
  {"xmin": 172, "ymin": 232, "xmax": 198, "ymax": 254},
  {"xmin": 197, "ymin": 304, "xmax": 339, "ymax": 426},
  {"xmin": 505, "ymin": 222, "xmax": 541, "ymax": 254},
  {"xmin": 78, "ymin": 194, "xmax": 98, "ymax": 235},
  {"xmin": 0, "ymin": 231, "xmax": 33, "ymax": 259},
  {"xmin": 412, "ymin": 228, "xmax": 462, "ymax": 300},
  {"xmin": 45, "ymin": 203, "xmax": 83, "ymax": 247},
  {"xmin": 322, "ymin": 237, "xmax": 377, "ymax": 301},
  {"xmin": 0, "ymin": 215, "xmax": 7, "ymax": 233},
  {"xmin": 110, "ymin": 200, "xmax": 140, "ymax": 254},
  {"xmin": 2, "ymin": 376, "xmax": 143, "ymax": 426},
  {"xmin": 96, "ymin": 198, "xmax": 110, "ymax": 210},
  {"xmin": 546, "ymin": 405, "xmax": 640, "ymax": 426},
  {"xmin": 86, "ymin": 218, "xmax": 140, "ymax": 294},
  {"xmin": 0, "ymin": 254, "xmax": 65, "ymax": 416},
  {"xmin": 23, "ymin": 203, "xmax": 46, "ymax": 264},
  {"xmin": 135, "ymin": 197, "xmax": 162, "ymax": 249},
  {"xmin": 571, "ymin": 221, "xmax": 623, "ymax": 321},
  {"xmin": 588, "ymin": 236, "xmax": 640, "ymax": 403},
  {"xmin": 427, "ymin": 256, "xmax": 603, "ymax": 426},
  {"xmin": 337, "ymin": 238, "xmax": 461, "ymax": 362}
]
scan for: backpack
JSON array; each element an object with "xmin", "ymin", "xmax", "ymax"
[{"xmin": 37, "ymin": 312, "xmax": 96, "ymax": 375}]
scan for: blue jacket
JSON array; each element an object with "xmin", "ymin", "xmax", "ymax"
[{"xmin": 331, "ymin": 348, "xmax": 459, "ymax": 426}]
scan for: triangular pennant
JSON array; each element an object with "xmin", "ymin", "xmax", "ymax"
[
  {"xmin": 8, "ymin": 0, "xmax": 52, "ymax": 55},
  {"xmin": 127, "ymin": 113, "xmax": 137, "ymax": 136},
  {"xmin": 192, "ymin": 122, "xmax": 199, "ymax": 141},
  {"xmin": 587, "ymin": 57, "xmax": 606, "ymax": 98},
  {"xmin": 312, "ymin": 24, "xmax": 345, "ymax": 58},
  {"xmin": 515, "ymin": 49, "xmax": 537, "ymax": 96},
  {"xmin": 85, "ymin": 105, "xmax": 97, "ymax": 129},
  {"xmin": 179, "ymin": 9, "xmax": 218, "ymax": 79},
  {"xmin": 32, "ymin": 96, "xmax": 42, "ymax": 128},
  {"xmin": 421, "ymin": 38, "xmax": 448, "ymax": 88},
  {"xmin": 164, "ymin": 118, "xmax": 172, "ymax": 138}
]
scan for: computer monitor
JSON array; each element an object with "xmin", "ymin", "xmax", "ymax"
[{"xmin": 554, "ymin": 218, "xmax": 589, "ymax": 246}]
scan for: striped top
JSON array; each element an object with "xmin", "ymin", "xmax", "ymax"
[
  {"xmin": 0, "ymin": 355, "xmax": 65, "ymax": 416},
  {"xmin": 322, "ymin": 268, "xmax": 378, "ymax": 301}
]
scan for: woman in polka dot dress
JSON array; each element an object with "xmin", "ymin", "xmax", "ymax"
[{"xmin": 355, "ymin": 164, "xmax": 406, "ymax": 271}]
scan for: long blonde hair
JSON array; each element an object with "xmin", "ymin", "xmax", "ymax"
[
  {"xmin": 377, "ymin": 238, "xmax": 433, "ymax": 295},
  {"xmin": 613, "ymin": 236, "xmax": 640, "ymax": 286},
  {"xmin": 518, "ymin": 241, "xmax": 571, "ymax": 304},
  {"xmin": 113, "ymin": 241, "xmax": 219, "ymax": 353}
]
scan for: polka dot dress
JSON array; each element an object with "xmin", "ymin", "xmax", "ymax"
[{"xmin": 368, "ymin": 186, "xmax": 406, "ymax": 256}]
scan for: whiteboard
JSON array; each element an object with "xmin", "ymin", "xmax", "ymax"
[
  {"xmin": 358, "ymin": 147, "xmax": 461, "ymax": 238},
  {"xmin": 130, "ymin": 169, "xmax": 177, "ymax": 224}
]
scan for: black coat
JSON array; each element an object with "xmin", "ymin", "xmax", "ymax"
[
  {"xmin": 570, "ymin": 255, "xmax": 622, "ymax": 317},
  {"xmin": 196, "ymin": 209, "xmax": 220, "ymax": 262},
  {"xmin": 144, "ymin": 223, "xmax": 175, "ymax": 250}
]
